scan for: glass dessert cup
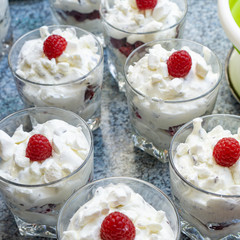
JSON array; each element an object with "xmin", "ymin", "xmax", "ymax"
[
  {"xmin": 0, "ymin": 0, "xmax": 12, "ymax": 56},
  {"xmin": 8, "ymin": 25, "xmax": 104, "ymax": 131},
  {"xmin": 100, "ymin": 0, "xmax": 187, "ymax": 91},
  {"xmin": 49, "ymin": 0, "xmax": 104, "ymax": 45},
  {"xmin": 124, "ymin": 39, "xmax": 222, "ymax": 162},
  {"xmin": 0, "ymin": 107, "xmax": 94, "ymax": 238},
  {"xmin": 57, "ymin": 176, "xmax": 181, "ymax": 239},
  {"xmin": 169, "ymin": 114, "xmax": 240, "ymax": 240}
]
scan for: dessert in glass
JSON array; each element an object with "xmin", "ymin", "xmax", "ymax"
[
  {"xmin": 0, "ymin": 107, "xmax": 94, "ymax": 238},
  {"xmin": 124, "ymin": 39, "xmax": 222, "ymax": 162},
  {"xmin": 100, "ymin": 0, "xmax": 187, "ymax": 91},
  {"xmin": 57, "ymin": 177, "xmax": 181, "ymax": 240},
  {"xmin": 49, "ymin": 0, "xmax": 104, "ymax": 44},
  {"xmin": 0, "ymin": 0, "xmax": 11, "ymax": 56},
  {"xmin": 8, "ymin": 25, "xmax": 104, "ymax": 131},
  {"xmin": 170, "ymin": 114, "xmax": 240, "ymax": 239}
]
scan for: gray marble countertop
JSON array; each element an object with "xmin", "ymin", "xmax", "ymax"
[{"xmin": 0, "ymin": 0, "xmax": 238, "ymax": 239}]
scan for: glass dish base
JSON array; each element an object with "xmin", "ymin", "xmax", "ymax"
[
  {"xmin": 181, "ymin": 219, "xmax": 240, "ymax": 240},
  {"xmin": 132, "ymin": 132, "xmax": 168, "ymax": 162},
  {"xmin": 14, "ymin": 215, "xmax": 56, "ymax": 238},
  {"xmin": 87, "ymin": 115, "xmax": 101, "ymax": 131},
  {"xmin": 181, "ymin": 220, "xmax": 210, "ymax": 240},
  {"xmin": 107, "ymin": 52, "xmax": 126, "ymax": 92}
]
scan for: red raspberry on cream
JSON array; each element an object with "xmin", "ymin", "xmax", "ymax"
[
  {"xmin": 167, "ymin": 50, "xmax": 192, "ymax": 78},
  {"xmin": 136, "ymin": 0, "xmax": 157, "ymax": 10},
  {"xmin": 213, "ymin": 137, "xmax": 240, "ymax": 167},
  {"xmin": 43, "ymin": 34, "xmax": 67, "ymax": 60},
  {"xmin": 26, "ymin": 134, "xmax": 52, "ymax": 162},
  {"xmin": 100, "ymin": 211, "xmax": 136, "ymax": 240}
]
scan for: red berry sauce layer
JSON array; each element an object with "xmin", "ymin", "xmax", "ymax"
[
  {"xmin": 110, "ymin": 37, "xmax": 144, "ymax": 57},
  {"xmin": 57, "ymin": 9, "xmax": 100, "ymax": 22}
]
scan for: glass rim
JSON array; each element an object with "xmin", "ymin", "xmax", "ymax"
[
  {"xmin": 124, "ymin": 38, "xmax": 223, "ymax": 103},
  {"xmin": 0, "ymin": 106, "xmax": 94, "ymax": 188},
  {"xmin": 57, "ymin": 176, "xmax": 181, "ymax": 240},
  {"xmin": 99, "ymin": 0, "xmax": 188, "ymax": 35},
  {"xmin": 8, "ymin": 25, "xmax": 104, "ymax": 86},
  {"xmin": 169, "ymin": 113, "xmax": 240, "ymax": 198}
]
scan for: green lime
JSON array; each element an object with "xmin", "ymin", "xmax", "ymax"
[
  {"xmin": 229, "ymin": 0, "xmax": 240, "ymax": 27},
  {"xmin": 229, "ymin": 0, "xmax": 240, "ymax": 52}
]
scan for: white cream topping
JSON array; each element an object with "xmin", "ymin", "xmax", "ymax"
[
  {"xmin": 62, "ymin": 184, "xmax": 175, "ymax": 240},
  {"xmin": 0, "ymin": 119, "xmax": 90, "ymax": 185},
  {"xmin": 53, "ymin": 0, "xmax": 99, "ymax": 13},
  {"xmin": 127, "ymin": 44, "xmax": 218, "ymax": 101},
  {"xmin": 175, "ymin": 118, "xmax": 240, "ymax": 195},
  {"xmin": 104, "ymin": 0, "xmax": 183, "ymax": 43},
  {"xmin": 16, "ymin": 26, "xmax": 100, "ymax": 84}
]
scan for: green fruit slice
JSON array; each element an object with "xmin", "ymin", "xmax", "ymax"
[
  {"xmin": 229, "ymin": 0, "xmax": 240, "ymax": 53},
  {"xmin": 229, "ymin": 0, "xmax": 240, "ymax": 27}
]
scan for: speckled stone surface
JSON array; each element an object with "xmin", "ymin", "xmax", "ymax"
[{"xmin": 0, "ymin": 0, "xmax": 238, "ymax": 239}]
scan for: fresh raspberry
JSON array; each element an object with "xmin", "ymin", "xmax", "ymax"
[
  {"xmin": 100, "ymin": 211, "xmax": 136, "ymax": 240},
  {"xmin": 26, "ymin": 134, "xmax": 52, "ymax": 161},
  {"xmin": 43, "ymin": 34, "xmax": 67, "ymax": 60},
  {"xmin": 167, "ymin": 50, "xmax": 192, "ymax": 78},
  {"xmin": 136, "ymin": 0, "xmax": 157, "ymax": 10},
  {"xmin": 213, "ymin": 137, "xmax": 240, "ymax": 167}
]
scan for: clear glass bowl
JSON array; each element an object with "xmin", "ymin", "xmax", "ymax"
[
  {"xmin": 49, "ymin": 0, "xmax": 104, "ymax": 44},
  {"xmin": 0, "ymin": 107, "xmax": 94, "ymax": 238},
  {"xmin": 57, "ymin": 177, "xmax": 181, "ymax": 239},
  {"xmin": 0, "ymin": 0, "xmax": 11, "ymax": 56},
  {"xmin": 169, "ymin": 114, "xmax": 240, "ymax": 240},
  {"xmin": 100, "ymin": 0, "xmax": 187, "ymax": 91},
  {"xmin": 124, "ymin": 39, "xmax": 222, "ymax": 162},
  {"xmin": 8, "ymin": 25, "xmax": 104, "ymax": 131}
]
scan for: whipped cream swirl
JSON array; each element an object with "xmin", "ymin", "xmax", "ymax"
[
  {"xmin": 0, "ymin": 119, "xmax": 90, "ymax": 185},
  {"xmin": 16, "ymin": 26, "xmax": 100, "ymax": 84},
  {"xmin": 62, "ymin": 183, "xmax": 175, "ymax": 240},
  {"xmin": 103, "ymin": 0, "xmax": 183, "ymax": 43},
  {"xmin": 127, "ymin": 44, "xmax": 217, "ymax": 101},
  {"xmin": 175, "ymin": 118, "xmax": 240, "ymax": 195}
]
